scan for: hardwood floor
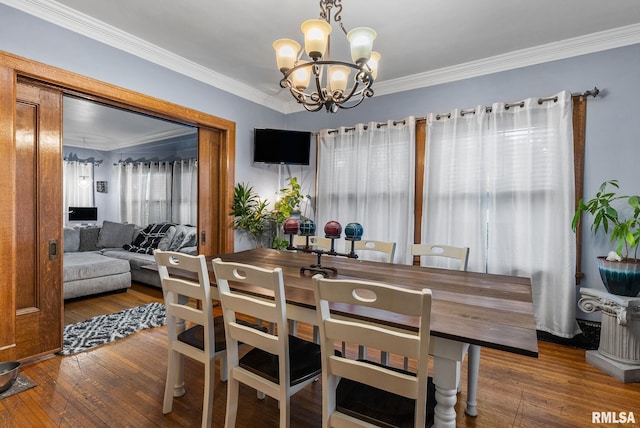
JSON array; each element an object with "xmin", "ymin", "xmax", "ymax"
[{"xmin": 2, "ymin": 283, "xmax": 639, "ymax": 427}]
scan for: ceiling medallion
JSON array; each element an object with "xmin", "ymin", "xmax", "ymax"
[{"xmin": 273, "ymin": 0, "xmax": 380, "ymax": 113}]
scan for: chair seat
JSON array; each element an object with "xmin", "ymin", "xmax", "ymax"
[
  {"xmin": 239, "ymin": 335, "xmax": 323, "ymax": 386},
  {"xmin": 336, "ymin": 360, "xmax": 436, "ymax": 428},
  {"xmin": 177, "ymin": 315, "xmax": 227, "ymax": 352},
  {"xmin": 178, "ymin": 317, "xmax": 267, "ymax": 352}
]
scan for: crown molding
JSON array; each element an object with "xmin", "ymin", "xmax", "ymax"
[
  {"xmin": 374, "ymin": 23, "xmax": 640, "ymax": 96},
  {"xmin": 2, "ymin": 0, "xmax": 290, "ymax": 113},
  {"xmin": 5, "ymin": 0, "xmax": 640, "ymax": 114},
  {"xmin": 64, "ymin": 127, "xmax": 198, "ymax": 150}
]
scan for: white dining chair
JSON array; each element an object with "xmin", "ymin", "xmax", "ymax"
[
  {"xmin": 154, "ymin": 250, "xmax": 227, "ymax": 428},
  {"xmin": 409, "ymin": 243, "xmax": 479, "ymax": 417},
  {"xmin": 212, "ymin": 257, "xmax": 323, "ymax": 428},
  {"xmin": 349, "ymin": 239, "xmax": 396, "ymax": 263},
  {"xmin": 312, "ymin": 274, "xmax": 434, "ymax": 427}
]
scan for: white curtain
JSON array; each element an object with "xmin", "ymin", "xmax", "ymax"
[
  {"xmin": 172, "ymin": 159, "xmax": 198, "ymax": 225},
  {"xmin": 423, "ymin": 91, "xmax": 579, "ymax": 337},
  {"xmin": 147, "ymin": 162, "xmax": 173, "ymax": 224},
  {"xmin": 63, "ymin": 160, "xmax": 94, "ymax": 215},
  {"xmin": 317, "ymin": 117, "xmax": 415, "ymax": 263},
  {"xmin": 116, "ymin": 162, "xmax": 148, "ymax": 226},
  {"xmin": 115, "ymin": 160, "xmax": 197, "ymax": 226}
]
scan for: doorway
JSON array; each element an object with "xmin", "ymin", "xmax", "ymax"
[{"xmin": 0, "ymin": 51, "xmax": 236, "ymax": 362}]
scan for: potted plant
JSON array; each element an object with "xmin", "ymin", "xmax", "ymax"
[
  {"xmin": 230, "ymin": 182, "xmax": 273, "ymax": 248},
  {"xmin": 231, "ymin": 178, "xmax": 307, "ymax": 249},
  {"xmin": 272, "ymin": 177, "xmax": 308, "ymax": 249},
  {"xmin": 572, "ymin": 179, "xmax": 640, "ymax": 296}
]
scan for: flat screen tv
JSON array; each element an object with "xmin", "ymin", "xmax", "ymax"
[
  {"xmin": 68, "ymin": 207, "xmax": 98, "ymax": 222},
  {"xmin": 253, "ymin": 128, "xmax": 311, "ymax": 165}
]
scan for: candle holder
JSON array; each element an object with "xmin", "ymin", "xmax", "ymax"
[{"xmin": 284, "ymin": 220, "xmax": 364, "ymax": 277}]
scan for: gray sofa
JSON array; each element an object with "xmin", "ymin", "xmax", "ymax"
[{"xmin": 63, "ymin": 221, "xmax": 197, "ymax": 299}]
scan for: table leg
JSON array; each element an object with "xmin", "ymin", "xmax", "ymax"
[
  {"xmin": 465, "ymin": 344, "xmax": 480, "ymax": 417},
  {"xmin": 432, "ymin": 355, "xmax": 459, "ymax": 428}
]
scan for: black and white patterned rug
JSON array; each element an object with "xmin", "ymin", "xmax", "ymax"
[{"xmin": 60, "ymin": 302, "xmax": 166, "ymax": 355}]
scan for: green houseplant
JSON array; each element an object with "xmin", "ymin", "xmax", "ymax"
[
  {"xmin": 230, "ymin": 182, "xmax": 272, "ymax": 248},
  {"xmin": 272, "ymin": 177, "xmax": 308, "ymax": 250},
  {"xmin": 572, "ymin": 179, "xmax": 640, "ymax": 296},
  {"xmin": 231, "ymin": 178, "xmax": 307, "ymax": 249}
]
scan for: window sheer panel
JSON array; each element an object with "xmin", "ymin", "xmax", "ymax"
[
  {"xmin": 317, "ymin": 118, "xmax": 415, "ymax": 263},
  {"xmin": 147, "ymin": 161, "xmax": 172, "ymax": 224},
  {"xmin": 423, "ymin": 108, "xmax": 488, "ymax": 271},
  {"xmin": 117, "ymin": 162, "xmax": 148, "ymax": 225},
  {"xmin": 63, "ymin": 161, "xmax": 95, "ymax": 219},
  {"xmin": 172, "ymin": 159, "xmax": 198, "ymax": 225},
  {"xmin": 486, "ymin": 94, "xmax": 577, "ymax": 337},
  {"xmin": 423, "ymin": 92, "xmax": 579, "ymax": 337}
]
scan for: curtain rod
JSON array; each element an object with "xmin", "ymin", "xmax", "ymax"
[
  {"xmin": 113, "ymin": 158, "xmax": 197, "ymax": 166},
  {"xmin": 431, "ymin": 87, "xmax": 600, "ymax": 120},
  {"xmin": 324, "ymin": 87, "xmax": 599, "ymax": 133}
]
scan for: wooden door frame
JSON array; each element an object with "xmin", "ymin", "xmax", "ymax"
[{"xmin": 0, "ymin": 50, "xmax": 236, "ymax": 360}]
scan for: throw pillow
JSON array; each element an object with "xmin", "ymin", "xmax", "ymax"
[
  {"xmin": 63, "ymin": 227, "xmax": 80, "ymax": 253},
  {"xmin": 124, "ymin": 222, "xmax": 175, "ymax": 255},
  {"xmin": 167, "ymin": 225, "xmax": 190, "ymax": 251},
  {"xmin": 157, "ymin": 225, "xmax": 177, "ymax": 251},
  {"xmin": 96, "ymin": 221, "xmax": 136, "ymax": 248},
  {"xmin": 178, "ymin": 226, "xmax": 197, "ymax": 249},
  {"xmin": 78, "ymin": 226, "xmax": 101, "ymax": 251}
]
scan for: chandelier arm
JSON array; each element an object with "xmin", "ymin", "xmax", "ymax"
[
  {"xmin": 312, "ymin": 64, "xmax": 327, "ymax": 104},
  {"xmin": 336, "ymin": 95, "xmax": 367, "ymax": 110}
]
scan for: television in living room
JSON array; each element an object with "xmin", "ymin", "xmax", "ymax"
[
  {"xmin": 68, "ymin": 207, "xmax": 98, "ymax": 223},
  {"xmin": 253, "ymin": 128, "xmax": 311, "ymax": 165}
]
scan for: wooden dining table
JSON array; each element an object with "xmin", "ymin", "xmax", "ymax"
[{"xmin": 149, "ymin": 248, "xmax": 538, "ymax": 428}]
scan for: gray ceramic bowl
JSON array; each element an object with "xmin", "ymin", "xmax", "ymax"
[{"xmin": 0, "ymin": 361, "xmax": 21, "ymax": 394}]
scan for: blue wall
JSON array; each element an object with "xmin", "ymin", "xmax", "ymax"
[{"xmin": 2, "ymin": 4, "xmax": 639, "ymax": 318}]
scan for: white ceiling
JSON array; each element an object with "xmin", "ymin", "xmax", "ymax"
[
  {"xmin": 7, "ymin": 0, "xmax": 640, "ymax": 145},
  {"xmin": 63, "ymin": 96, "xmax": 195, "ymax": 149}
]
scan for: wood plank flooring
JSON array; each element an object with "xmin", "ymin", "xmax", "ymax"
[{"xmin": 2, "ymin": 283, "xmax": 639, "ymax": 427}]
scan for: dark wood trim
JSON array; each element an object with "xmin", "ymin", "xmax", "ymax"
[
  {"xmin": 0, "ymin": 65, "xmax": 16, "ymax": 361},
  {"xmin": 413, "ymin": 119, "xmax": 426, "ymax": 266},
  {"xmin": 572, "ymin": 95, "xmax": 587, "ymax": 284}
]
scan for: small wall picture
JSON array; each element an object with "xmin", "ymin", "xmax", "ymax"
[{"xmin": 96, "ymin": 181, "xmax": 108, "ymax": 193}]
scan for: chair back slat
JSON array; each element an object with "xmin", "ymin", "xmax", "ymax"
[
  {"xmin": 351, "ymin": 239, "xmax": 396, "ymax": 263},
  {"xmin": 228, "ymin": 321, "xmax": 280, "ymax": 355},
  {"xmin": 316, "ymin": 278, "xmax": 423, "ymax": 315},
  {"xmin": 328, "ymin": 356, "xmax": 418, "ymax": 399},
  {"xmin": 219, "ymin": 291, "xmax": 279, "ymax": 324},
  {"xmin": 324, "ymin": 319, "xmax": 419, "ymax": 359},
  {"xmin": 409, "ymin": 243, "xmax": 469, "ymax": 271}
]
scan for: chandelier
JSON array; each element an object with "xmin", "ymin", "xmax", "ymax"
[{"xmin": 273, "ymin": 0, "xmax": 380, "ymax": 113}]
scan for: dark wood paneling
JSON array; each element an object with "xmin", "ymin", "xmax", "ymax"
[
  {"xmin": 0, "ymin": 65, "xmax": 16, "ymax": 361},
  {"xmin": 14, "ymin": 80, "xmax": 63, "ymax": 359}
]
